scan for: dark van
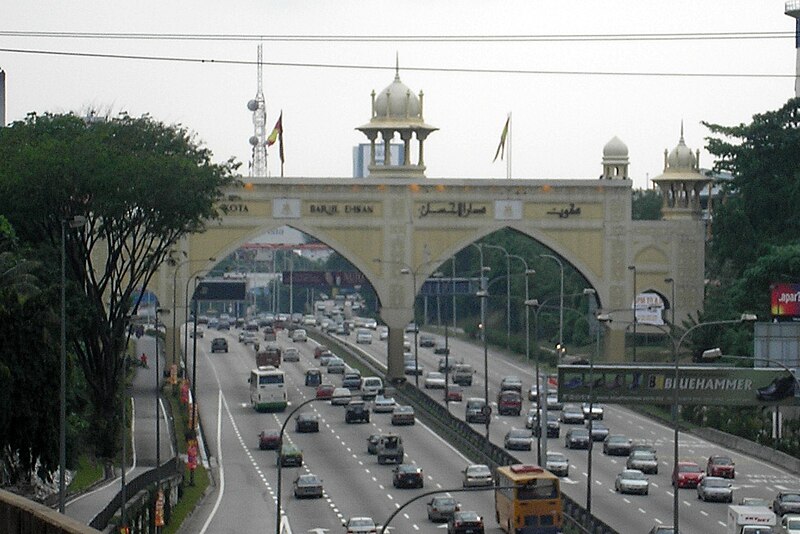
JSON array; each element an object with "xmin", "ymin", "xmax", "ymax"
[
  {"xmin": 305, "ymin": 368, "xmax": 322, "ymax": 387},
  {"xmin": 497, "ymin": 390, "xmax": 522, "ymax": 416}
]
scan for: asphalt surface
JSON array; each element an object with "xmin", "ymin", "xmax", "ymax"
[{"xmin": 63, "ymin": 336, "xmax": 176, "ymax": 526}]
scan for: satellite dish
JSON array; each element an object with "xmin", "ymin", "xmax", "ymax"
[
  {"xmin": 247, "ymin": 100, "xmax": 258, "ymax": 111},
  {"xmin": 249, "ymin": 136, "xmax": 259, "ymax": 146}
]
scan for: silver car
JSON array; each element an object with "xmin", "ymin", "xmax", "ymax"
[
  {"xmin": 463, "ymin": 464, "xmax": 493, "ymax": 488},
  {"xmin": 545, "ymin": 451, "xmax": 569, "ymax": 477},
  {"xmin": 372, "ymin": 394, "xmax": 396, "ymax": 413},
  {"xmin": 615, "ymin": 469, "xmax": 649, "ymax": 495},
  {"xmin": 697, "ymin": 476, "xmax": 733, "ymax": 503},
  {"xmin": 293, "ymin": 473, "xmax": 323, "ymax": 498},
  {"xmin": 626, "ymin": 450, "xmax": 659, "ymax": 474}
]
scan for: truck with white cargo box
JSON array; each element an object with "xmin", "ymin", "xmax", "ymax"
[{"xmin": 726, "ymin": 505, "xmax": 776, "ymax": 534}]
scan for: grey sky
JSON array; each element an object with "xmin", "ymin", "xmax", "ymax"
[{"xmin": 1, "ymin": 1, "xmax": 796, "ymax": 189}]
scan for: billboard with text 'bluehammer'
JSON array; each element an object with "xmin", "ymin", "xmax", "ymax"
[{"xmin": 557, "ymin": 364, "xmax": 798, "ymax": 406}]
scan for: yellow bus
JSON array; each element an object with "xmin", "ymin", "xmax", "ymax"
[{"xmin": 495, "ymin": 464, "xmax": 562, "ymax": 534}]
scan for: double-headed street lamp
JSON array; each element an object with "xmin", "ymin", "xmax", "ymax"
[
  {"xmin": 628, "ymin": 265, "xmax": 637, "ymax": 362},
  {"xmin": 171, "ymin": 257, "xmax": 215, "ymax": 370},
  {"xmin": 524, "ymin": 298, "xmax": 544, "ymax": 463},
  {"xmin": 482, "ymin": 244, "xmax": 512, "ymax": 350},
  {"xmin": 669, "ymin": 313, "xmax": 757, "ymax": 533},
  {"xmin": 399, "ymin": 266, "xmax": 422, "ymax": 387},
  {"xmin": 539, "ymin": 254, "xmax": 565, "ymax": 355},
  {"xmin": 60, "ymin": 214, "xmax": 87, "ymax": 514}
]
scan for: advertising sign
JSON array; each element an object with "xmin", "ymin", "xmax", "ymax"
[
  {"xmin": 634, "ymin": 292, "xmax": 665, "ymax": 326},
  {"xmin": 771, "ymin": 283, "xmax": 800, "ymax": 318},
  {"xmin": 282, "ymin": 270, "xmax": 368, "ymax": 288},
  {"xmin": 558, "ymin": 364, "xmax": 798, "ymax": 406}
]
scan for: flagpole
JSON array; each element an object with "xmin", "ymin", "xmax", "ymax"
[{"xmin": 506, "ymin": 112, "xmax": 512, "ymax": 180}]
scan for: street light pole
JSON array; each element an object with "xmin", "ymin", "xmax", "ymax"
[
  {"xmin": 628, "ymin": 265, "xmax": 637, "ymax": 362},
  {"xmin": 172, "ymin": 258, "xmax": 214, "ymax": 371},
  {"xmin": 508, "ymin": 255, "xmax": 534, "ymax": 362},
  {"xmin": 525, "ymin": 298, "xmax": 542, "ymax": 463},
  {"xmin": 670, "ymin": 314, "xmax": 757, "ymax": 532},
  {"xmin": 155, "ymin": 307, "xmax": 169, "ymax": 534},
  {"xmin": 477, "ymin": 288, "xmax": 490, "ymax": 439},
  {"xmin": 483, "ymin": 244, "xmax": 512, "ymax": 351},
  {"xmin": 60, "ymin": 215, "xmax": 86, "ymax": 514},
  {"xmin": 401, "ymin": 267, "xmax": 420, "ymax": 387},
  {"xmin": 540, "ymin": 254, "xmax": 564, "ymax": 356}
]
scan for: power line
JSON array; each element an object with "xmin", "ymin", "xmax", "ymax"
[
  {"xmin": 0, "ymin": 47, "xmax": 794, "ymax": 79},
  {"xmin": 0, "ymin": 29, "xmax": 794, "ymax": 43}
]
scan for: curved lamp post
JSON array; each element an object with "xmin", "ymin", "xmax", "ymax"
[
  {"xmin": 274, "ymin": 396, "xmax": 365, "ymax": 534},
  {"xmin": 670, "ymin": 313, "xmax": 757, "ymax": 532}
]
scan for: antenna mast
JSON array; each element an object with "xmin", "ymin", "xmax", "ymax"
[{"xmin": 247, "ymin": 44, "xmax": 268, "ymax": 178}]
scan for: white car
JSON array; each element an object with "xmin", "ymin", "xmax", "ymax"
[
  {"xmin": 780, "ymin": 514, "xmax": 800, "ymax": 534},
  {"xmin": 356, "ymin": 328, "xmax": 372, "ymax": 344},
  {"xmin": 372, "ymin": 394, "xmax": 396, "ymax": 413},
  {"xmin": 424, "ymin": 371, "xmax": 446, "ymax": 389},
  {"xmin": 614, "ymin": 469, "xmax": 649, "ymax": 495},
  {"xmin": 283, "ymin": 347, "xmax": 300, "ymax": 362},
  {"xmin": 291, "ymin": 328, "xmax": 308, "ymax": 342},
  {"xmin": 378, "ymin": 327, "xmax": 389, "ymax": 340},
  {"xmin": 344, "ymin": 517, "xmax": 378, "ymax": 534},
  {"xmin": 331, "ymin": 387, "xmax": 352, "ymax": 406}
]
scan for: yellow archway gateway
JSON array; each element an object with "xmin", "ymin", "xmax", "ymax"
[{"xmin": 156, "ymin": 71, "xmax": 710, "ymax": 382}]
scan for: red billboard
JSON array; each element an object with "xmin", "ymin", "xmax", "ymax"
[{"xmin": 771, "ymin": 283, "xmax": 800, "ymax": 318}]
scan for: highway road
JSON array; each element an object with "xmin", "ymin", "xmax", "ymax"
[
  {"xmin": 180, "ymin": 326, "xmax": 503, "ymax": 534},
  {"xmin": 341, "ymin": 327, "xmax": 800, "ymax": 534}
]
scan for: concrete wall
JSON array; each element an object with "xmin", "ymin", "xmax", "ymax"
[{"xmin": 0, "ymin": 489, "xmax": 101, "ymax": 534}]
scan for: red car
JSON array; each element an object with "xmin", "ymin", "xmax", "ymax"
[
  {"xmin": 258, "ymin": 429, "xmax": 281, "ymax": 450},
  {"xmin": 445, "ymin": 385, "xmax": 463, "ymax": 402},
  {"xmin": 706, "ymin": 455, "xmax": 735, "ymax": 478},
  {"xmin": 316, "ymin": 383, "xmax": 335, "ymax": 399},
  {"xmin": 672, "ymin": 461, "xmax": 703, "ymax": 488},
  {"xmin": 314, "ymin": 345, "xmax": 328, "ymax": 358}
]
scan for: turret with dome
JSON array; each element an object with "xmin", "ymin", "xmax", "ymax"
[
  {"xmin": 652, "ymin": 123, "xmax": 711, "ymax": 220},
  {"xmin": 356, "ymin": 58, "xmax": 437, "ymax": 178}
]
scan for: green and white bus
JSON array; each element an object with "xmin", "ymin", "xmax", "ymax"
[{"xmin": 249, "ymin": 366, "xmax": 287, "ymax": 412}]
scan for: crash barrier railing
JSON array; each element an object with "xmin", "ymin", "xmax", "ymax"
[
  {"xmin": 0, "ymin": 488, "xmax": 101, "ymax": 534},
  {"xmin": 89, "ymin": 457, "xmax": 183, "ymax": 531},
  {"xmin": 312, "ymin": 329, "xmax": 619, "ymax": 534}
]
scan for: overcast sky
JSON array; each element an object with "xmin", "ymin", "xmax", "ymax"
[{"xmin": 1, "ymin": 1, "xmax": 796, "ymax": 189}]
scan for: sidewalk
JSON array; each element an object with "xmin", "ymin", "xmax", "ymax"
[{"xmin": 64, "ymin": 336, "xmax": 175, "ymax": 527}]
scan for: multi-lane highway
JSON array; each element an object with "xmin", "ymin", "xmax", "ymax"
[
  {"xmin": 344, "ymin": 327, "xmax": 800, "ymax": 533},
  {"xmin": 180, "ymin": 322, "xmax": 800, "ymax": 534},
  {"xmin": 179, "ymin": 326, "xmax": 500, "ymax": 534}
]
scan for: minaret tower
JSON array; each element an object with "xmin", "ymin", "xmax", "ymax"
[
  {"xmin": 247, "ymin": 44, "xmax": 268, "ymax": 179},
  {"xmin": 651, "ymin": 123, "xmax": 712, "ymax": 220},
  {"xmin": 787, "ymin": 1, "xmax": 800, "ymax": 97},
  {"xmin": 356, "ymin": 57, "xmax": 437, "ymax": 178}
]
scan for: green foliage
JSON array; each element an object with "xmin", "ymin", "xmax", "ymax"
[
  {"xmin": 0, "ymin": 111, "xmax": 238, "ymax": 460},
  {"xmin": 631, "ymin": 189, "xmax": 663, "ymax": 220},
  {"xmin": 703, "ymin": 97, "xmax": 800, "ymax": 275}
]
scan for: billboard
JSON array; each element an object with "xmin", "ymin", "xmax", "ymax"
[
  {"xmin": 420, "ymin": 277, "xmax": 484, "ymax": 296},
  {"xmin": 557, "ymin": 364, "xmax": 798, "ymax": 406},
  {"xmin": 282, "ymin": 270, "xmax": 368, "ymax": 288},
  {"xmin": 634, "ymin": 292, "xmax": 665, "ymax": 326},
  {"xmin": 771, "ymin": 283, "xmax": 800, "ymax": 318},
  {"xmin": 194, "ymin": 280, "xmax": 247, "ymax": 301}
]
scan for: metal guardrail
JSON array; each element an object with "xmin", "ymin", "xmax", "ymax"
[
  {"xmin": 89, "ymin": 457, "xmax": 183, "ymax": 530},
  {"xmin": 313, "ymin": 330, "xmax": 619, "ymax": 534}
]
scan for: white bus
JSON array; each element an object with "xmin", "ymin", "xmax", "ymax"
[{"xmin": 249, "ymin": 366, "xmax": 287, "ymax": 412}]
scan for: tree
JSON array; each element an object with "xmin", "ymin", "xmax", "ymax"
[
  {"xmin": 0, "ymin": 112, "xmax": 238, "ymax": 459},
  {"xmin": 632, "ymin": 189, "xmax": 662, "ymax": 220},
  {"xmin": 703, "ymin": 97, "xmax": 800, "ymax": 275}
]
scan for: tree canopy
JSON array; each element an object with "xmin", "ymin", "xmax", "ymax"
[
  {"xmin": 703, "ymin": 97, "xmax": 800, "ymax": 274},
  {"xmin": 0, "ymin": 111, "xmax": 238, "ymax": 460}
]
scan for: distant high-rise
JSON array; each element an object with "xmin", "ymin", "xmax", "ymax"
[
  {"xmin": 786, "ymin": 0, "xmax": 800, "ymax": 97},
  {"xmin": 0, "ymin": 68, "xmax": 6, "ymax": 127}
]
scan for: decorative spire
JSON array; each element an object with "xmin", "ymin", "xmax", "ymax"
[
  {"xmin": 680, "ymin": 120, "xmax": 685, "ymax": 143},
  {"xmin": 395, "ymin": 51, "xmax": 400, "ymax": 81}
]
